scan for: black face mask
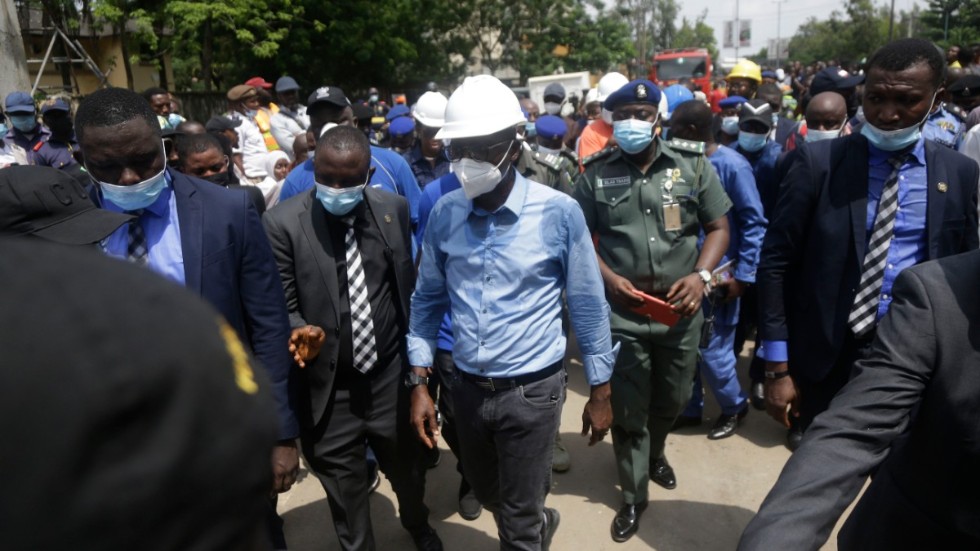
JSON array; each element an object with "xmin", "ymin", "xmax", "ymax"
[{"xmin": 202, "ymin": 171, "xmax": 231, "ymax": 187}]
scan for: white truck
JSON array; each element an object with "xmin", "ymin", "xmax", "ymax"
[{"xmin": 526, "ymin": 72, "xmax": 592, "ymax": 112}]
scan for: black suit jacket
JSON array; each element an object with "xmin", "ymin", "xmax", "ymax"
[
  {"xmin": 740, "ymin": 250, "xmax": 980, "ymax": 550},
  {"xmin": 758, "ymin": 134, "xmax": 978, "ymax": 382},
  {"xmin": 262, "ymin": 186, "xmax": 416, "ymax": 428}
]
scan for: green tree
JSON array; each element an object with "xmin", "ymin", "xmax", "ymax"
[{"xmin": 673, "ymin": 11, "xmax": 718, "ymax": 62}]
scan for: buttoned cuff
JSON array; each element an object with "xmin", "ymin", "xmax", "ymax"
[
  {"xmin": 758, "ymin": 340, "xmax": 788, "ymax": 362},
  {"xmin": 581, "ymin": 341, "xmax": 620, "ymax": 386},
  {"xmin": 407, "ymin": 335, "xmax": 437, "ymax": 368}
]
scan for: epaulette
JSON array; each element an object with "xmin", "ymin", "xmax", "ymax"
[
  {"xmin": 946, "ymin": 102, "xmax": 967, "ymax": 123},
  {"xmin": 667, "ymin": 138, "xmax": 706, "ymax": 154},
  {"xmin": 582, "ymin": 145, "xmax": 617, "ymax": 166},
  {"xmin": 533, "ymin": 150, "xmax": 563, "ymax": 171}
]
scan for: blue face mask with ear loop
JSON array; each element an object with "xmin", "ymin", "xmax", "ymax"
[
  {"xmin": 860, "ymin": 92, "xmax": 937, "ymax": 151},
  {"xmin": 315, "ymin": 175, "xmax": 369, "ymax": 216},
  {"xmin": 0, "ymin": 122, "xmax": 8, "ymax": 141},
  {"xmin": 612, "ymin": 117, "xmax": 658, "ymax": 154},
  {"xmin": 737, "ymin": 130, "xmax": 768, "ymax": 152}
]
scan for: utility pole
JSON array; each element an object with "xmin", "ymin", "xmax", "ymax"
[
  {"xmin": 0, "ymin": 0, "xmax": 32, "ymax": 100},
  {"xmin": 735, "ymin": 0, "xmax": 740, "ymax": 60},
  {"xmin": 888, "ymin": 0, "xmax": 896, "ymax": 41},
  {"xmin": 774, "ymin": 0, "xmax": 786, "ymax": 67}
]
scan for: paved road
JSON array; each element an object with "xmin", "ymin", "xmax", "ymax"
[{"xmin": 279, "ymin": 342, "xmax": 850, "ymax": 550}]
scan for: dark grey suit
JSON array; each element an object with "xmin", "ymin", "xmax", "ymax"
[
  {"xmin": 262, "ymin": 186, "xmax": 427, "ymax": 551},
  {"xmin": 740, "ymin": 249, "xmax": 980, "ymax": 550}
]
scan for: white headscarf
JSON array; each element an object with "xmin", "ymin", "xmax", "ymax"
[{"xmin": 253, "ymin": 150, "xmax": 290, "ymax": 208}]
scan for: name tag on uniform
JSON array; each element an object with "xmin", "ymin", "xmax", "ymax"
[
  {"xmin": 598, "ymin": 176, "xmax": 630, "ymax": 189},
  {"xmin": 663, "ymin": 202, "xmax": 681, "ymax": 231}
]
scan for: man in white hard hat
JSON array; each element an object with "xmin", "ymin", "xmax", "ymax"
[
  {"xmin": 407, "ymin": 74, "xmax": 619, "ymax": 551},
  {"xmin": 577, "ymin": 72, "xmax": 630, "ymax": 166},
  {"xmin": 404, "ymin": 92, "xmax": 451, "ymax": 189}
]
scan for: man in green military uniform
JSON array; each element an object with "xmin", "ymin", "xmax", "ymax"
[
  {"xmin": 518, "ymin": 114, "xmax": 576, "ymax": 195},
  {"xmin": 573, "ymin": 79, "xmax": 731, "ymax": 543}
]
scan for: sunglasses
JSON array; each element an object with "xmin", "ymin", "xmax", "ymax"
[{"xmin": 446, "ymin": 138, "xmax": 514, "ymax": 163}]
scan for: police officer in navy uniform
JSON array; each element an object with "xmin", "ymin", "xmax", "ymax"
[
  {"xmin": 34, "ymin": 98, "xmax": 80, "ymax": 170},
  {"xmin": 574, "ymin": 79, "xmax": 732, "ymax": 543},
  {"xmin": 922, "ymin": 99, "xmax": 965, "ymax": 149},
  {"xmin": 519, "ymin": 114, "xmax": 576, "ymax": 195}
]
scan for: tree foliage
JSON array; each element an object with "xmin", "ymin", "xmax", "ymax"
[{"xmin": 673, "ymin": 11, "xmax": 719, "ymax": 63}]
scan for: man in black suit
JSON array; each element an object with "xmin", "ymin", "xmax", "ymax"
[
  {"xmin": 740, "ymin": 249, "xmax": 980, "ymax": 550},
  {"xmin": 262, "ymin": 126, "xmax": 440, "ymax": 551},
  {"xmin": 758, "ymin": 38, "xmax": 979, "ymax": 439}
]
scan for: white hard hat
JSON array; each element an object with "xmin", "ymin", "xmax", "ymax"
[
  {"xmin": 436, "ymin": 75, "xmax": 525, "ymax": 140},
  {"xmin": 596, "ymin": 72, "xmax": 629, "ymax": 102},
  {"xmin": 413, "ymin": 91, "xmax": 448, "ymax": 128},
  {"xmin": 585, "ymin": 87, "xmax": 599, "ymax": 104}
]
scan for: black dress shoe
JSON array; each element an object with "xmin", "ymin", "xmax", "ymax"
[
  {"xmin": 707, "ymin": 405, "xmax": 749, "ymax": 440},
  {"xmin": 750, "ymin": 381, "xmax": 766, "ymax": 411},
  {"xmin": 611, "ymin": 501, "xmax": 648, "ymax": 543},
  {"xmin": 408, "ymin": 524, "xmax": 444, "ymax": 551},
  {"xmin": 540, "ymin": 507, "xmax": 560, "ymax": 551},
  {"xmin": 650, "ymin": 456, "xmax": 676, "ymax": 490},
  {"xmin": 786, "ymin": 426, "xmax": 804, "ymax": 451},
  {"xmin": 670, "ymin": 415, "xmax": 702, "ymax": 432},
  {"xmin": 458, "ymin": 480, "xmax": 482, "ymax": 521}
]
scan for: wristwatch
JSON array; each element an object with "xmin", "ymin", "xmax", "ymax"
[
  {"xmin": 764, "ymin": 370, "xmax": 792, "ymax": 380},
  {"xmin": 694, "ymin": 268, "xmax": 712, "ymax": 286},
  {"xmin": 403, "ymin": 371, "xmax": 430, "ymax": 389}
]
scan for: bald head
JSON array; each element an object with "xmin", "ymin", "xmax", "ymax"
[
  {"xmin": 806, "ymin": 92, "xmax": 848, "ymax": 131},
  {"xmin": 669, "ymin": 100, "xmax": 714, "ymax": 143}
]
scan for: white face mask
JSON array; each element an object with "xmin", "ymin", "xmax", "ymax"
[
  {"xmin": 452, "ymin": 142, "xmax": 513, "ymax": 200},
  {"xmin": 544, "ymin": 102, "xmax": 562, "ymax": 115}
]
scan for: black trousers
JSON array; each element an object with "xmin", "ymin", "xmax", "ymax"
[
  {"xmin": 795, "ymin": 330, "xmax": 876, "ymax": 432},
  {"xmin": 300, "ymin": 354, "xmax": 429, "ymax": 551},
  {"xmin": 433, "ymin": 349, "xmax": 467, "ymax": 482}
]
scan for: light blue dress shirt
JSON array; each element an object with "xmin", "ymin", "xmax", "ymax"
[
  {"xmin": 101, "ymin": 170, "xmax": 185, "ymax": 285},
  {"xmin": 761, "ymin": 138, "xmax": 928, "ymax": 362},
  {"xmin": 408, "ymin": 173, "xmax": 618, "ymax": 386}
]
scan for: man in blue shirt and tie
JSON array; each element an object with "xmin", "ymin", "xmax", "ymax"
[
  {"xmin": 759, "ymin": 38, "xmax": 979, "ymax": 442},
  {"xmin": 407, "ymin": 75, "xmax": 619, "ymax": 551}
]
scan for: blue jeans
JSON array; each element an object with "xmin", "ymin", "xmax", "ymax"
[
  {"xmin": 683, "ymin": 323, "xmax": 747, "ymax": 417},
  {"xmin": 453, "ymin": 367, "xmax": 566, "ymax": 551}
]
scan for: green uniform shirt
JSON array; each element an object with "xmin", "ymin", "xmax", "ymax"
[
  {"xmin": 574, "ymin": 138, "xmax": 732, "ymax": 294},
  {"xmin": 518, "ymin": 145, "xmax": 574, "ymax": 195}
]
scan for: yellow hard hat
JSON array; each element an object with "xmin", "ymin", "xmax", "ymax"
[{"xmin": 727, "ymin": 60, "xmax": 762, "ymax": 83}]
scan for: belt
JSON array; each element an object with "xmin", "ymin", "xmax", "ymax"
[{"xmin": 457, "ymin": 360, "xmax": 563, "ymax": 392}]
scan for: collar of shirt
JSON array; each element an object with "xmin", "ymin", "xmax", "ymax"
[
  {"xmin": 467, "ymin": 170, "xmax": 528, "ymax": 219},
  {"xmin": 101, "ymin": 169, "xmax": 174, "ymax": 217},
  {"xmin": 867, "ymin": 136, "xmax": 926, "ymax": 167}
]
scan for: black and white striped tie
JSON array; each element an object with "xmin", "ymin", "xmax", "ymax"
[
  {"xmin": 848, "ymin": 155, "xmax": 908, "ymax": 336},
  {"xmin": 343, "ymin": 217, "xmax": 378, "ymax": 374}
]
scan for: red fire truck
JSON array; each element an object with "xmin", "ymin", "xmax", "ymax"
[{"xmin": 648, "ymin": 48, "xmax": 713, "ymax": 94}]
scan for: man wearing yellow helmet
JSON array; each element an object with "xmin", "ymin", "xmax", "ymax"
[{"xmin": 726, "ymin": 60, "xmax": 763, "ymax": 100}]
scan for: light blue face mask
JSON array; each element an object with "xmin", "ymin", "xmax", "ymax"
[
  {"xmin": 525, "ymin": 122, "xmax": 537, "ymax": 138},
  {"xmin": 244, "ymin": 109, "xmax": 258, "ymax": 119},
  {"xmin": 771, "ymin": 113, "xmax": 779, "ymax": 125},
  {"xmin": 96, "ymin": 166, "xmax": 168, "ymax": 211},
  {"xmin": 315, "ymin": 179, "xmax": 368, "ymax": 216},
  {"xmin": 720, "ymin": 116, "xmax": 739, "ymax": 136},
  {"xmin": 0, "ymin": 123, "xmax": 8, "ymax": 141},
  {"xmin": 613, "ymin": 118, "xmax": 657, "ymax": 154},
  {"xmin": 860, "ymin": 93, "xmax": 936, "ymax": 151},
  {"xmin": 738, "ymin": 130, "xmax": 768, "ymax": 152},
  {"xmin": 10, "ymin": 114, "xmax": 37, "ymax": 133}
]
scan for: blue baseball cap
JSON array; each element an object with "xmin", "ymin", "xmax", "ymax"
[
  {"xmin": 535, "ymin": 115, "xmax": 566, "ymax": 139},
  {"xmin": 603, "ymin": 79, "xmax": 662, "ymax": 112},
  {"xmin": 5, "ymin": 92, "xmax": 36, "ymax": 114},
  {"xmin": 718, "ymin": 95, "xmax": 748, "ymax": 109},
  {"xmin": 385, "ymin": 104, "xmax": 410, "ymax": 122},
  {"xmin": 275, "ymin": 76, "xmax": 300, "ymax": 92},
  {"xmin": 388, "ymin": 116, "xmax": 415, "ymax": 137},
  {"xmin": 40, "ymin": 97, "xmax": 71, "ymax": 114}
]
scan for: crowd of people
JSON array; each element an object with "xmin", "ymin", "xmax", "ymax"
[{"xmin": 2, "ymin": 36, "xmax": 979, "ymax": 551}]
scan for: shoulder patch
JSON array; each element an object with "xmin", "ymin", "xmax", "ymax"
[
  {"xmin": 534, "ymin": 151, "xmax": 563, "ymax": 171},
  {"xmin": 582, "ymin": 146, "xmax": 618, "ymax": 166},
  {"xmin": 667, "ymin": 139, "xmax": 706, "ymax": 154}
]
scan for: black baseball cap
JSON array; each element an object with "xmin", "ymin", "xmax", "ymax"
[
  {"xmin": 0, "ymin": 165, "xmax": 134, "ymax": 245},
  {"xmin": 738, "ymin": 99, "xmax": 774, "ymax": 130},
  {"xmin": 0, "ymin": 237, "xmax": 277, "ymax": 551},
  {"xmin": 948, "ymin": 74, "xmax": 980, "ymax": 98},
  {"xmin": 809, "ymin": 67, "xmax": 865, "ymax": 96},
  {"xmin": 307, "ymin": 86, "xmax": 350, "ymax": 109},
  {"xmin": 205, "ymin": 115, "xmax": 242, "ymax": 132}
]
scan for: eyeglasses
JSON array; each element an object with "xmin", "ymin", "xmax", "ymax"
[{"xmin": 446, "ymin": 138, "xmax": 514, "ymax": 162}]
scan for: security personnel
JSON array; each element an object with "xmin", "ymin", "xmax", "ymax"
[
  {"xmin": 725, "ymin": 60, "xmax": 762, "ymax": 100},
  {"xmin": 34, "ymin": 98, "xmax": 79, "ymax": 170},
  {"xmin": 573, "ymin": 79, "xmax": 731, "ymax": 543},
  {"xmin": 716, "ymin": 95, "xmax": 747, "ymax": 147},
  {"xmin": 922, "ymin": 100, "xmax": 965, "ymax": 149},
  {"xmin": 3, "ymin": 92, "xmax": 48, "ymax": 165},
  {"xmin": 947, "ymin": 74, "xmax": 980, "ymax": 115},
  {"xmin": 519, "ymin": 114, "xmax": 576, "ymax": 195}
]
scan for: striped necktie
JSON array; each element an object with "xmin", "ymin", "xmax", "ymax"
[
  {"xmin": 127, "ymin": 211, "xmax": 148, "ymax": 266},
  {"xmin": 847, "ymin": 154, "xmax": 908, "ymax": 336},
  {"xmin": 343, "ymin": 217, "xmax": 378, "ymax": 374}
]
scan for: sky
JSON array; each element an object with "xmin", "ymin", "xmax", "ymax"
[{"xmin": 674, "ymin": 0, "xmax": 924, "ymax": 61}]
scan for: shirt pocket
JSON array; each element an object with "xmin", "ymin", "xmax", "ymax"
[
  {"xmin": 671, "ymin": 183, "xmax": 701, "ymax": 226},
  {"xmin": 594, "ymin": 186, "xmax": 634, "ymax": 228}
]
